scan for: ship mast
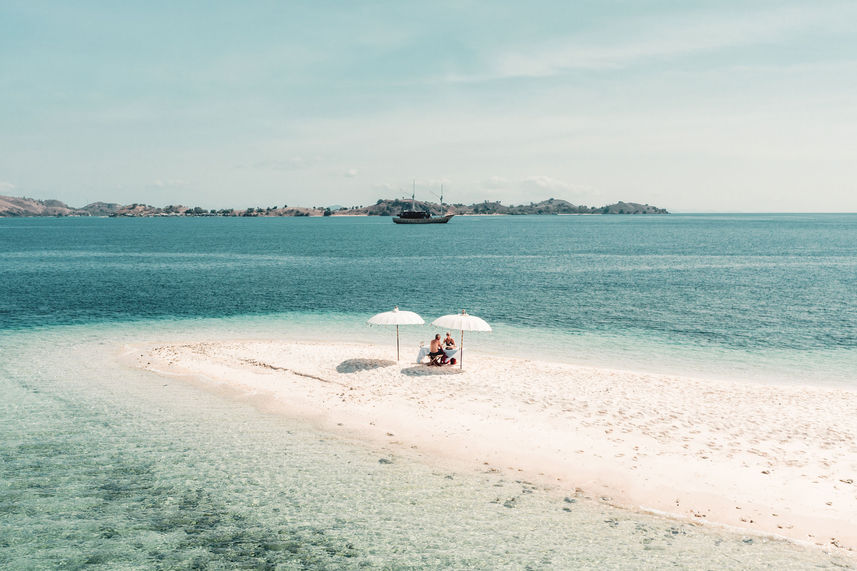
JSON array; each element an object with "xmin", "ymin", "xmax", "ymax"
[{"xmin": 430, "ymin": 185, "xmax": 446, "ymax": 213}]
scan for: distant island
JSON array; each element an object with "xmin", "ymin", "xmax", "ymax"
[{"xmin": 0, "ymin": 195, "xmax": 668, "ymax": 218}]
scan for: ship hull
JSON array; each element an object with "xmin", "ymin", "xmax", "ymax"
[{"xmin": 392, "ymin": 215, "xmax": 454, "ymax": 224}]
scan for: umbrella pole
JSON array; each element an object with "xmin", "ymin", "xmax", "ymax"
[
  {"xmin": 396, "ymin": 325, "xmax": 400, "ymax": 362},
  {"xmin": 460, "ymin": 329, "xmax": 464, "ymax": 369}
]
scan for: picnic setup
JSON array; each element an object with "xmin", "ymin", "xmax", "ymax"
[{"xmin": 367, "ymin": 307, "xmax": 492, "ymax": 369}]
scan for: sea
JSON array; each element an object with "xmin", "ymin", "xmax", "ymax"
[{"xmin": 1, "ymin": 214, "xmax": 855, "ymax": 568}]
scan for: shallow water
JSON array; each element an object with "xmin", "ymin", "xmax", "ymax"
[{"xmin": 1, "ymin": 322, "xmax": 853, "ymax": 569}]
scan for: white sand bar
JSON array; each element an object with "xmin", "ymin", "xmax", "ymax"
[{"xmin": 132, "ymin": 340, "xmax": 857, "ymax": 553}]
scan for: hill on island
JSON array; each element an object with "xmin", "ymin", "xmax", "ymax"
[
  {"xmin": 342, "ymin": 198, "xmax": 667, "ymax": 216},
  {"xmin": 0, "ymin": 196, "xmax": 85, "ymax": 217},
  {"xmin": 0, "ymin": 194, "xmax": 668, "ymax": 217}
]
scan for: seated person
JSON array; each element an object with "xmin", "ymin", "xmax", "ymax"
[
  {"xmin": 428, "ymin": 334, "xmax": 446, "ymax": 364},
  {"xmin": 443, "ymin": 332, "xmax": 456, "ymax": 349}
]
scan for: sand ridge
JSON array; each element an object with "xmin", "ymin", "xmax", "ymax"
[{"xmin": 131, "ymin": 339, "xmax": 857, "ymax": 553}]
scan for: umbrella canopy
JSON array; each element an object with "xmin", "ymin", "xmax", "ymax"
[
  {"xmin": 367, "ymin": 306, "xmax": 425, "ymax": 361},
  {"xmin": 367, "ymin": 306, "xmax": 425, "ymax": 326},
  {"xmin": 431, "ymin": 311, "xmax": 492, "ymax": 332},
  {"xmin": 431, "ymin": 309, "xmax": 491, "ymax": 368}
]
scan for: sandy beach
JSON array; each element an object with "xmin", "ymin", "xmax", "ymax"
[{"xmin": 130, "ymin": 339, "xmax": 857, "ymax": 554}]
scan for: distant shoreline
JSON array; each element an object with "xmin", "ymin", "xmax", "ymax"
[
  {"xmin": 0, "ymin": 212, "xmax": 653, "ymax": 219},
  {"xmin": 5, "ymin": 211, "xmax": 856, "ymax": 219},
  {"xmin": 0, "ymin": 194, "xmax": 668, "ymax": 218}
]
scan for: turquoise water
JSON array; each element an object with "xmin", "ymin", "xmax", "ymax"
[
  {"xmin": 2, "ymin": 215, "xmax": 856, "ymax": 568},
  {"xmin": 2, "ymin": 214, "xmax": 856, "ymax": 385}
]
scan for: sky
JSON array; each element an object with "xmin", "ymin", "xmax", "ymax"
[{"xmin": 1, "ymin": 1, "xmax": 856, "ymax": 212}]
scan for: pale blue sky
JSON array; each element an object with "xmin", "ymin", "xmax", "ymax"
[{"xmin": 1, "ymin": 1, "xmax": 856, "ymax": 211}]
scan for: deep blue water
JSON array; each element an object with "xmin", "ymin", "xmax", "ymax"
[{"xmin": 2, "ymin": 214, "xmax": 856, "ymax": 383}]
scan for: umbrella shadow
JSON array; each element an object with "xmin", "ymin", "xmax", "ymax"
[
  {"xmin": 400, "ymin": 365, "xmax": 464, "ymax": 376},
  {"xmin": 336, "ymin": 358, "xmax": 397, "ymax": 373}
]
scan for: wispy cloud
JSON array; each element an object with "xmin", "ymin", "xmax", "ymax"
[
  {"xmin": 521, "ymin": 176, "xmax": 577, "ymax": 193},
  {"xmin": 0, "ymin": 181, "xmax": 15, "ymax": 192},
  {"xmin": 519, "ymin": 177, "xmax": 597, "ymax": 202},
  {"xmin": 451, "ymin": 4, "xmax": 856, "ymax": 81},
  {"xmin": 372, "ymin": 182, "xmax": 398, "ymax": 195},
  {"xmin": 151, "ymin": 178, "xmax": 189, "ymax": 189},
  {"xmin": 481, "ymin": 176, "xmax": 509, "ymax": 190},
  {"xmin": 237, "ymin": 157, "xmax": 321, "ymax": 171},
  {"xmin": 344, "ymin": 168, "xmax": 358, "ymax": 178},
  {"xmin": 479, "ymin": 176, "xmax": 597, "ymax": 203}
]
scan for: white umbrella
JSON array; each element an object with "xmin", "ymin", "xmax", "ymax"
[
  {"xmin": 431, "ymin": 309, "xmax": 491, "ymax": 369},
  {"xmin": 367, "ymin": 306, "xmax": 425, "ymax": 361}
]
